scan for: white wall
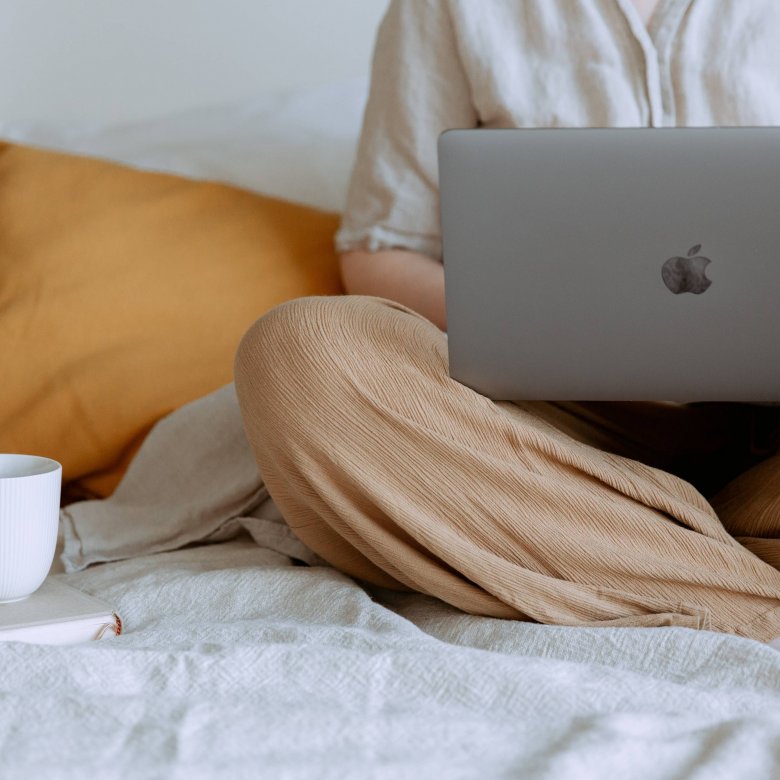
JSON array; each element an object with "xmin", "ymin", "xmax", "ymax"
[{"xmin": 0, "ymin": 0, "xmax": 388, "ymax": 125}]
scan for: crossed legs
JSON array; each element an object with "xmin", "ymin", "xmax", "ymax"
[{"xmin": 234, "ymin": 295, "xmax": 780, "ymax": 643}]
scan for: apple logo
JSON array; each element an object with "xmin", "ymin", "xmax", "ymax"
[{"xmin": 661, "ymin": 244, "xmax": 712, "ymax": 294}]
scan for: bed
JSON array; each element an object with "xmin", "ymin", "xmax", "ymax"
[{"xmin": 2, "ymin": 3, "xmax": 780, "ymax": 778}]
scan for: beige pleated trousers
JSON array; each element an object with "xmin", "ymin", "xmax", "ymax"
[{"xmin": 233, "ymin": 295, "xmax": 780, "ymax": 643}]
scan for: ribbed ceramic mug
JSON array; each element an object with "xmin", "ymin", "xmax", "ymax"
[{"xmin": 0, "ymin": 454, "xmax": 62, "ymax": 603}]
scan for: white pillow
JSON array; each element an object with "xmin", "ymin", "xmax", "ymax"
[{"xmin": 0, "ymin": 77, "xmax": 368, "ymax": 213}]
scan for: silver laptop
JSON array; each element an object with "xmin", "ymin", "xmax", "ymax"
[{"xmin": 438, "ymin": 127, "xmax": 780, "ymax": 402}]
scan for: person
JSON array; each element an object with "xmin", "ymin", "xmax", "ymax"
[{"xmin": 234, "ymin": 0, "xmax": 780, "ymax": 645}]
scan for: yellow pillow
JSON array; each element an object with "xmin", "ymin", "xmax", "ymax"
[{"xmin": 0, "ymin": 142, "xmax": 343, "ymax": 500}]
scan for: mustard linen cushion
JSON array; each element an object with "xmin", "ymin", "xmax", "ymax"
[{"xmin": 0, "ymin": 142, "xmax": 343, "ymax": 499}]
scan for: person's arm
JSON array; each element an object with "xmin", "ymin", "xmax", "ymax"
[
  {"xmin": 333, "ymin": 0, "xmax": 477, "ymax": 331},
  {"xmin": 339, "ymin": 249, "xmax": 446, "ymax": 331}
]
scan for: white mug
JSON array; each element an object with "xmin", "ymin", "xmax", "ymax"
[{"xmin": 0, "ymin": 454, "xmax": 62, "ymax": 603}]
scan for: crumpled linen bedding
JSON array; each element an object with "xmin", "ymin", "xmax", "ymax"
[
  {"xmin": 2, "ymin": 383, "xmax": 780, "ymax": 778},
  {"xmin": 58, "ymin": 383, "xmax": 331, "ymax": 574}
]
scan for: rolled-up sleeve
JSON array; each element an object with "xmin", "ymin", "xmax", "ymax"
[{"xmin": 334, "ymin": 0, "xmax": 479, "ymax": 262}]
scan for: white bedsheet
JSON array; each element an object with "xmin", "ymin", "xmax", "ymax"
[{"xmin": 2, "ymin": 535, "xmax": 780, "ymax": 778}]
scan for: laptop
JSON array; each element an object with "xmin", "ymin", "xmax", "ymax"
[{"xmin": 438, "ymin": 127, "xmax": 780, "ymax": 402}]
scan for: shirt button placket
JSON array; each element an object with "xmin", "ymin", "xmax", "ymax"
[{"xmin": 651, "ymin": 0, "xmax": 694, "ymax": 126}]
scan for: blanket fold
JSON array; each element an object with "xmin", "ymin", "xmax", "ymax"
[{"xmin": 60, "ymin": 383, "xmax": 330, "ymax": 573}]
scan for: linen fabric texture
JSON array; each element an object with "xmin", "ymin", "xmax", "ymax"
[
  {"xmin": 0, "ymin": 142, "xmax": 342, "ymax": 499},
  {"xmin": 59, "ymin": 382, "xmax": 329, "ymax": 574},
  {"xmin": 334, "ymin": 0, "xmax": 780, "ymax": 260},
  {"xmin": 234, "ymin": 296, "xmax": 780, "ymax": 643}
]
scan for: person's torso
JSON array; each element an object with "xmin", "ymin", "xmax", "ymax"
[{"xmin": 447, "ymin": 0, "xmax": 780, "ymax": 128}]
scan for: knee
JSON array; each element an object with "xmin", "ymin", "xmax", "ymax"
[
  {"xmin": 234, "ymin": 296, "xmax": 324, "ymax": 448},
  {"xmin": 233, "ymin": 295, "xmax": 380, "ymax": 414},
  {"xmin": 235, "ymin": 296, "xmax": 325, "ymax": 400},
  {"xmin": 235, "ymin": 293, "xmax": 415, "ymax": 379},
  {"xmin": 233, "ymin": 293, "xmax": 442, "ymax": 434}
]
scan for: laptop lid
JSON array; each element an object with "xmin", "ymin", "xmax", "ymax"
[{"xmin": 438, "ymin": 127, "xmax": 780, "ymax": 402}]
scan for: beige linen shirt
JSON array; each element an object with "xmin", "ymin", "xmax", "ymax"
[{"xmin": 334, "ymin": 0, "xmax": 780, "ymax": 262}]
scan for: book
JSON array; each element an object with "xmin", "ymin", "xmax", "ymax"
[{"xmin": 0, "ymin": 578, "xmax": 122, "ymax": 645}]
